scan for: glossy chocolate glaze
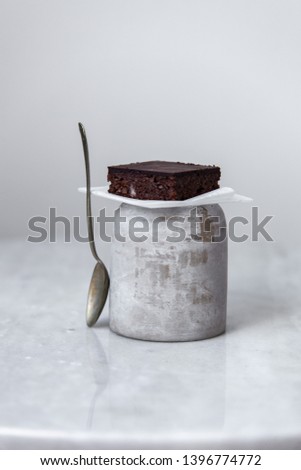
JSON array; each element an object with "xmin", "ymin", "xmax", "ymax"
[{"xmin": 108, "ymin": 160, "xmax": 219, "ymax": 176}]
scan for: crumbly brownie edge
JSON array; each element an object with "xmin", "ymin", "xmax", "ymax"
[
  {"xmin": 175, "ymin": 167, "xmax": 221, "ymax": 200},
  {"xmin": 107, "ymin": 172, "xmax": 178, "ymax": 200},
  {"xmin": 107, "ymin": 166, "xmax": 221, "ymax": 201}
]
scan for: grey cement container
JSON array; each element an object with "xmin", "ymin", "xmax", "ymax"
[{"xmin": 109, "ymin": 203, "xmax": 227, "ymax": 342}]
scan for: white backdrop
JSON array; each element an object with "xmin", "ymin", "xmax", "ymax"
[{"xmin": 1, "ymin": 0, "xmax": 300, "ymax": 248}]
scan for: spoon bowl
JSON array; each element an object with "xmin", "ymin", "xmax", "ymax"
[{"xmin": 86, "ymin": 262, "xmax": 110, "ymax": 327}]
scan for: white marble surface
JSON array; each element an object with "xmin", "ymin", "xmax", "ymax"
[{"xmin": 0, "ymin": 240, "xmax": 301, "ymax": 449}]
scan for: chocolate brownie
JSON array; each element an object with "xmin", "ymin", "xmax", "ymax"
[{"xmin": 107, "ymin": 161, "xmax": 221, "ymax": 201}]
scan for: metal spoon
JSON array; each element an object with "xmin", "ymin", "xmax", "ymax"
[{"xmin": 78, "ymin": 122, "xmax": 110, "ymax": 327}]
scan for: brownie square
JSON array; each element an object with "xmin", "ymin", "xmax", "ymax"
[{"xmin": 107, "ymin": 161, "xmax": 221, "ymax": 201}]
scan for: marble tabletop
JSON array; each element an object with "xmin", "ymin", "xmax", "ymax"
[{"xmin": 0, "ymin": 239, "xmax": 301, "ymax": 449}]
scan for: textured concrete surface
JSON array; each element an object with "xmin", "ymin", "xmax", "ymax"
[{"xmin": 0, "ymin": 239, "xmax": 301, "ymax": 449}]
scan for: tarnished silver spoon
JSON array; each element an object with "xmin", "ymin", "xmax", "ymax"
[{"xmin": 78, "ymin": 122, "xmax": 110, "ymax": 327}]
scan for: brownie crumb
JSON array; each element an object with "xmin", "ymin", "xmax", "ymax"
[{"xmin": 107, "ymin": 160, "xmax": 221, "ymax": 201}]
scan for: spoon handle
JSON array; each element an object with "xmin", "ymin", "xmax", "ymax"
[{"xmin": 78, "ymin": 122, "xmax": 101, "ymax": 264}]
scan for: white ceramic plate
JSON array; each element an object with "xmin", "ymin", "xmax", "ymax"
[{"xmin": 78, "ymin": 185, "xmax": 252, "ymax": 209}]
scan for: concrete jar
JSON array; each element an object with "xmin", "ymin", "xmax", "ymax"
[{"xmin": 109, "ymin": 203, "xmax": 227, "ymax": 342}]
